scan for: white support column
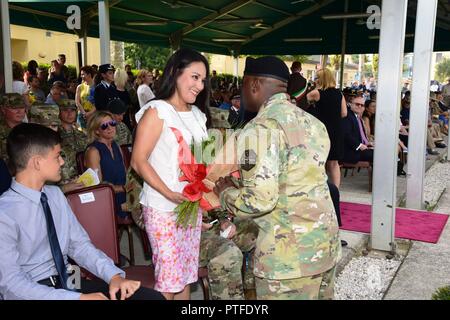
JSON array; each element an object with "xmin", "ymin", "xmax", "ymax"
[
  {"xmin": 98, "ymin": 0, "xmax": 111, "ymax": 64},
  {"xmin": 1, "ymin": 0, "xmax": 12, "ymax": 92},
  {"xmin": 339, "ymin": 0, "xmax": 348, "ymax": 90},
  {"xmin": 81, "ymin": 35, "xmax": 88, "ymax": 66},
  {"xmin": 406, "ymin": 0, "xmax": 438, "ymax": 210},
  {"xmin": 371, "ymin": 0, "xmax": 408, "ymax": 252},
  {"xmin": 233, "ymin": 56, "xmax": 239, "ymax": 77}
]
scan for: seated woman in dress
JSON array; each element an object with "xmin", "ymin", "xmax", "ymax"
[{"xmin": 85, "ymin": 111, "xmax": 128, "ymax": 218}]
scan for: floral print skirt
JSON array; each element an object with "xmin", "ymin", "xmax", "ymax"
[{"xmin": 142, "ymin": 206, "xmax": 202, "ymax": 293}]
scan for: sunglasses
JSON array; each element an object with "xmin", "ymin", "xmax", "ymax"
[{"xmin": 100, "ymin": 120, "xmax": 117, "ymax": 130}]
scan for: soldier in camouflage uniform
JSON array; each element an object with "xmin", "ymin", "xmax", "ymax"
[
  {"xmin": 107, "ymin": 98, "xmax": 132, "ymax": 146},
  {"xmin": 29, "ymin": 103, "xmax": 61, "ymax": 129},
  {"xmin": 199, "ymin": 215, "xmax": 259, "ymax": 300},
  {"xmin": 57, "ymin": 99, "xmax": 88, "ymax": 187},
  {"xmin": 123, "ymin": 166, "xmax": 259, "ymax": 300},
  {"xmin": 214, "ymin": 56, "xmax": 341, "ymax": 300},
  {"xmin": 0, "ymin": 93, "xmax": 27, "ymax": 165}
]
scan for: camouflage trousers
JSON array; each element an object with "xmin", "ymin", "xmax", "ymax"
[
  {"xmin": 199, "ymin": 217, "xmax": 259, "ymax": 300},
  {"xmin": 255, "ymin": 266, "xmax": 336, "ymax": 300}
]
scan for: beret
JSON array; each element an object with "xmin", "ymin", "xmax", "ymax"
[
  {"xmin": 244, "ymin": 56, "xmax": 290, "ymax": 83},
  {"xmin": 107, "ymin": 98, "xmax": 128, "ymax": 114}
]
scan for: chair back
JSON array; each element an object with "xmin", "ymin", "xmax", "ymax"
[
  {"xmin": 76, "ymin": 151, "xmax": 86, "ymax": 175},
  {"xmin": 65, "ymin": 184, "xmax": 120, "ymax": 264},
  {"xmin": 120, "ymin": 144, "xmax": 132, "ymax": 170}
]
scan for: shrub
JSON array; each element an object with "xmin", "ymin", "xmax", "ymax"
[
  {"xmin": 21, "ymin": 62, "xmax": 78, "ymax": 79},
  {"xmin": 432, "ymin": 286, "xmax": 450, "ymax": 300}
]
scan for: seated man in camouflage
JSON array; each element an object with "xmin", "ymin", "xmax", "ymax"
[
  {"xmin": 29, "ymin": 102, "xmax": 85, "ymax": 192},
  {"xmin": 124, "ymin": 169, "xmax": 259, "ymax": 300},
  {"xmin": 57, "ymin": 99, "xmax": 88, "ymax": 192},
  {"xmin": 107, "ymin": 98, "xmax": 132, "ymax": 146},
  {"xmin": 200, "ymin": 213, "xmax": 259, "ymax": 300},
  {"xmin": 0, "ymin": 93, "xmax": 27, "ymax": 167}
]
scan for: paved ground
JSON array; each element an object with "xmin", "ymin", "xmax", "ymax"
[{"xmin": 384, "ymin": 186, "xmax": 450, "ymax": 300}]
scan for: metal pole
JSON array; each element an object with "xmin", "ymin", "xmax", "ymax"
[
  {"xmin": 406, "ymin": 0, "xmax": 438, "ymax": 209},
  {"xmin": 98, "ymin": 0, "xmax": 111, "ymax": 64},
  {"xmin": 371, "ymin": 0, "xmax": 408, "ymax": 252},
  {"xmin": 1, "ymin": 0, "xmax": 13, "ymax": 92},
  {"xmin": 233, "ymin": 56, "xmax": 239, "ymax": 77},
  {"xmin": 339, "ymin": 0, "xmax": 348, "ymax": 90}
]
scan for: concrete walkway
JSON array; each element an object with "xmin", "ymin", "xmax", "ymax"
[{"xmin": 384, "ymin": 188, "xmax": 450, "ymax": 300}]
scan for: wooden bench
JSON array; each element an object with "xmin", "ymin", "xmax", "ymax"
[{"xmin": 340, "ymin": 161, "xmax": 373, "ymax": 192}]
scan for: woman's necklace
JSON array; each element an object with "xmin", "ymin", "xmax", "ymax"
[{"xmin": 166, "ymin": 101, "xmax": 207, "ymax": 143}]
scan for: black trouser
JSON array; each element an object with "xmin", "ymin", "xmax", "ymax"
[
  {"xmin": 39, "ymin": 277, "xmax": 165, "ymax": 300},
  {"xmin": 327, "ymin": 181, "xmax": 341, "ymax": 227}
]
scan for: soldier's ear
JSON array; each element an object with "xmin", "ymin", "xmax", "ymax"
[{"xmin": 251, "ymin": 78, "xmax": 260, "ymax": 93}]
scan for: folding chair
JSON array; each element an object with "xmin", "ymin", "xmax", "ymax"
[
  {"xmin": 65, "ymin": 184, "xmax": 155, "ymax": 289},
  {"xmin": 76, "ymin": 147, "xmax": 149, "ymax": 265}
]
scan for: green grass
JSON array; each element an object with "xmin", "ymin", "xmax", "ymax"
[{"xmin": 432, "ymin": 286, "xmax": 450, "ymax": 300}]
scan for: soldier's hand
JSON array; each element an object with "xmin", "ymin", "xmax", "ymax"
[
  {"xmin": 213, "ymin": 176, "xmax": 236, "ymax": 196},
  {"xmin": 220, "ymin": 220, "xmax": 236, "ymax": 239},
  {"xmin": 201, "ymin": 222, "xmax": 213, "ymax": 232}
]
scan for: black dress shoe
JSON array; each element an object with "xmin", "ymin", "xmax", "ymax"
[
  {"xmin": 341, "ymin": 240, "xmax": 348, "ymax": 247},
  {"xmin": 397, "ymin": 169, "xmax": 407, "ymax": 176},
  {"xmin": 427, "ymin": 149, "xmax": 439, "ymax": 155},
  {"xmin": 435, "ymin": 142, "xmax": 447, "ymax": 148}
]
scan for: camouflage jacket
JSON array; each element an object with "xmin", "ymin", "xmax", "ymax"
[
  {"xmin": 59, "ymin": 125, "xmax": 88, "ymax": 183},
  {"xmin": 0, "ymin": 121, "xmax": 12, "ymax": 162},
  {"xmin": 115, "ymin": 122, "xmax": 132, "ymax": 146},
  {"xmin": 220, "ymin": 93, "xmax": 341, "ymax": 280}
]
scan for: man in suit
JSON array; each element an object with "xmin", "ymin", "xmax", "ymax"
[
  {"xmin": 342, "ymin": 95, "xmax": 374, "ymax": 163},
  {"xmin": 287, "ymin": 61, "xmax": 308, "ymax": 109}
]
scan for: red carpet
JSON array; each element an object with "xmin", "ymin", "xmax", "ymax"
[{"xmin": 340, "ymin": 202, "xmax": 449, "ymax": 243}]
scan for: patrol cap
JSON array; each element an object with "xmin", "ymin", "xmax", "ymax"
[
  {"xmin": 107, "ymin": 98, "xmax": 128, "ymax": 115},
  {"xmin": 243, "ymin": 56, "xmax": 290, "ymax": 83},
  {"xmin": 99, "ymin": 63, "xmax": 115, "ymax": 74},
  {"xmin": 29, "ymin": 104, "xmax": 61, "ymax": 127},
  {"xmin": 231, "ymin": 94, "xmax": 240, "ymax": 100},
  {"xmin": 0, "ymin": 93, "xmax": 26, "ymax": 109},
  {"xmin": 57, "ymin": 99, "xmax": 77, "ymax": 110}
]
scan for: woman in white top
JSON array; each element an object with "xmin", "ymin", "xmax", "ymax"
[
  {"xmin": 136, "ymin": 69, "xmax": 155, "ymax": 108},
  {"xmin": 131, "ymin": 48, "xmax": 211, "ymax": 300}
]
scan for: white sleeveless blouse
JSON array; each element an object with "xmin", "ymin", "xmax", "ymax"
[{"xmin": 135, "ymin": 100, "xmax": 208, "ymax": 211}]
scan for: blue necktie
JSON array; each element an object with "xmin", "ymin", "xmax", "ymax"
[{"xmin": 40, "ymin": 192, "xmax": 69, "ymax": 290}]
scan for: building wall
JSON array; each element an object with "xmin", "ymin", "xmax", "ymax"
[{"xmin": 10, "ymin": 24, "xmax": 100, "ymax": 71}]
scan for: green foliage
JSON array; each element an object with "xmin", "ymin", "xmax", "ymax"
[
  {"xmin": 21, "ymin": 62, "xmax": 77, "ymax": 79},
  {"xmin": 435, "ymin": 58, "xmax": 450, "ymax": 82},
  {"xmin": 124, "ymin": 43, "xmax": 172, "ymax": 71},
  {"xmin": 329, "ymin": 55, "xmax": 341, "ymax": 70},
  {"xmin": 372, "ymin": 54, "xmax": 379, "ymax": 76},
  {"xmin": 432, "ymin": 286, "xmax": 450, "ymax": 300}
]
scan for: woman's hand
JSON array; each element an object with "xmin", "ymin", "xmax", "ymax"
[{"xmin": 165, "ymin": 191, "xmax": 188, "ymax": 204}]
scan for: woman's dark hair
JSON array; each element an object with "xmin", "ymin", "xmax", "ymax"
[
  {"xmin": 7, "ymin": 123, "xmax": 62, "ymax": 172},
  {"xmin": 80, "ymin": 65, "xmax": 96, "ymax": 78},
  {"xmin": 12, "ymin": 61, "xmax": 24, "ymax": 81},
  {"xmin": 27, "ymin": 60, "xmax": 38, "ymax": 75},
  {"xmin": 156, "ymin": 48, "xmax": 211, "ymax": 128}
]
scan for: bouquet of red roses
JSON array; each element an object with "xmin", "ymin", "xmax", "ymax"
[{"xmin": 170, "ymin": 127, "xmax": 239, "ymax": 228}]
